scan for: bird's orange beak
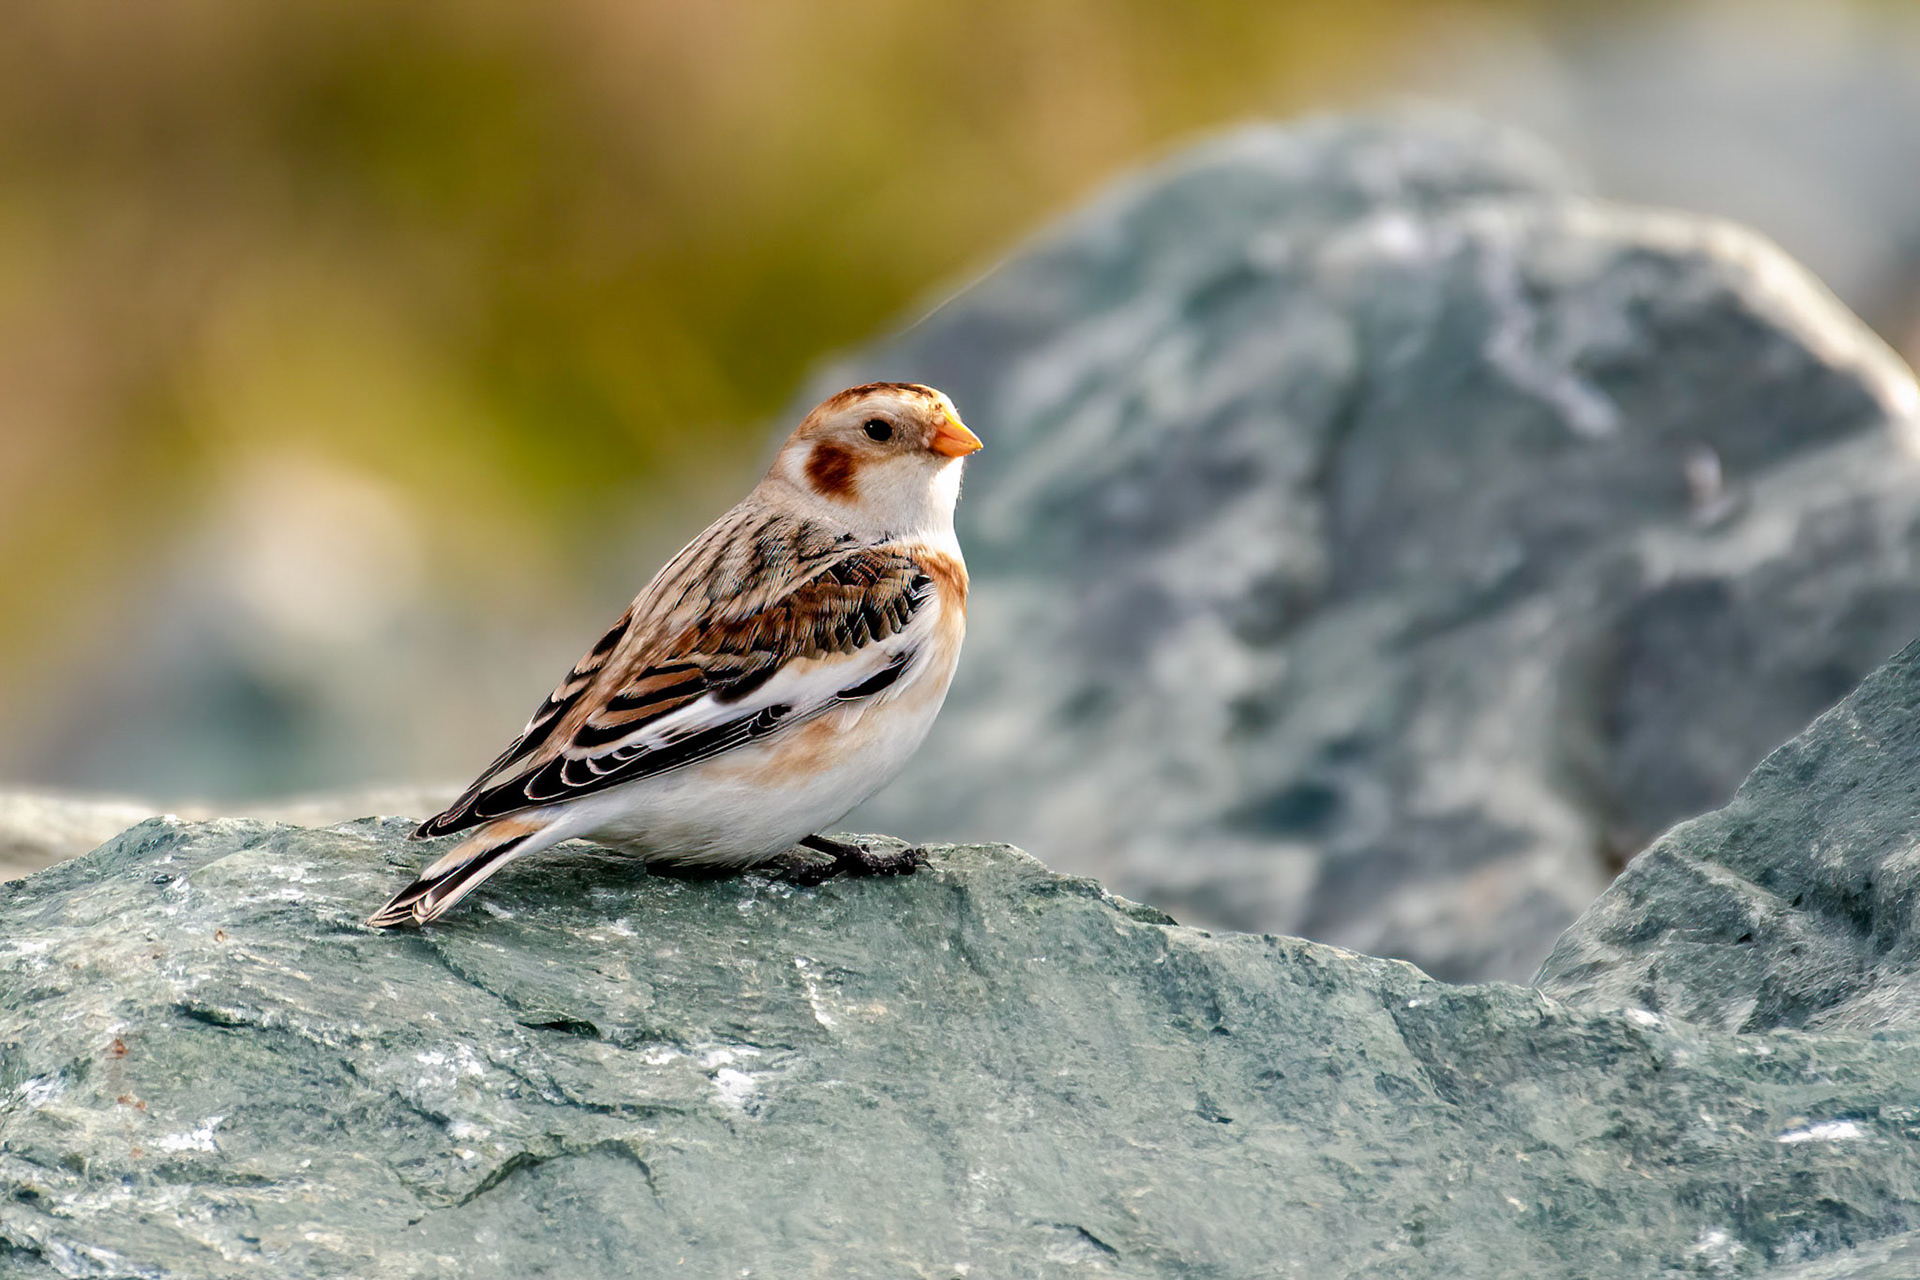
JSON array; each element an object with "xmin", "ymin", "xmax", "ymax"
[{"xmin": 928, "ymin": 404, "xmax": 983, "ymax": 458}]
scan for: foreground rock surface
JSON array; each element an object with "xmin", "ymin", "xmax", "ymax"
[
  {"xmin": 2, "ymin": 821, "xmax": 1919, "ymax": 1278},
  {"xmin": 1539, "ymin": 636, "xmax": 1920, "ymax": 1033},
  {"xmin": 814, "ymin": 110, "xmax": 1920, "ymax": 981},
  {"xmin": 0, "ymin": 787, "xmax": 457, "ymax": 881},
  {"xmin": 0, "ymin": 792, "xmax": 156, "ymax": 882}
]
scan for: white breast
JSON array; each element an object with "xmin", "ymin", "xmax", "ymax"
[{"xmin": 557, "ymin": 576, "xmax": 965, "ymax": 867}]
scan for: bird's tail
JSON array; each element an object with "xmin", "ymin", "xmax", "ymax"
[{"xmin": 367, "ymin": 813, "xmax": 564, "ymax": 928}]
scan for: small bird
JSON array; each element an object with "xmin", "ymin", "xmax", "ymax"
[{"xmin": 369, "ymin": 383, "xmax": 981, "ymax": 927}]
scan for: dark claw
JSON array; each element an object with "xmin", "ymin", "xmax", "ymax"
[
  {"xmin": 849, "ymin": 844, "xmax": 928, "ymax": 877},
  {"xmin": 783, "ymin": 834, "xmax": 928, "ymax": 885}
]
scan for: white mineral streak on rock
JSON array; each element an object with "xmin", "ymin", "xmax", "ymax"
[
  {"xmin": 158, "ymin": 1116, "xmax": 225, "ymax": 1154},
  {"xmin": 1475, "ymin": 212, "xmax": 1620, "ymax": 439},
  {"xmin": 793, "ymin": 956, "xmax": 838, "ymax": 1029},
  {"xmin": 699, "ymin": 1046, "xmax": 767, "ymax": 1113},
  {"xmin": 15, "ymin": 1075, "xmax": 65, "ymax": 1109},
  {"xmin": 1778, "ymin": 1120, "xmax": 1865, "ymax": 1144}
]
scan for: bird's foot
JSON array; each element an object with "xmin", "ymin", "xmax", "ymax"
[{"xmin": 781, "ymin": 834, "xmax": 928, "ymax": 886}]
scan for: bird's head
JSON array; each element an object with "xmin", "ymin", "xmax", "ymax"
[{"xmin": 772, "ymin": 382, "xmax": 981, "ymax": 537}]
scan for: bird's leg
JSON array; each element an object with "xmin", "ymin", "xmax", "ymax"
[{"xmin": 783, "ymin": 833, "xmax": 928, "ymax": 885}]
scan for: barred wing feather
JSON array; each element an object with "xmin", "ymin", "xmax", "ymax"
[{"xmin": 413, "ymin": 545, "xmax": 934, "ymax": 840}]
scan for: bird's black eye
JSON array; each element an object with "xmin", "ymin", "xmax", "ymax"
[{"xmin": 863, "ymin": 419, "xmax": 893, "ymax": 442}]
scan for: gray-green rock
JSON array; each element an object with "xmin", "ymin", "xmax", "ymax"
[
  {"xmin": 1538, "ymin": 634, "xmax": 1920, "ymax": 1034},
  {"xmin": 813, "ymin": 110, "xmax": 1920, "ymax": 982},
  {"xmin": 13, "ymin": 110, "xmax": 1920, "ymax": 1279},
  {"xmin": 0, "ymin": 792, "xmax": 156, "ymax": 882},
  {"xmin": 4, "ymin": 817, "xmax": 1920, "ymax": 1279},
  {"xmin": 0, "ymin": 787, "xmax": 457, "ymax": 881}
]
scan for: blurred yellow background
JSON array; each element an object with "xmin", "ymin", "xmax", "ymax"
[{"xmin": 3, "ymin": 0, "xmax": 1917, "ymax": 800}]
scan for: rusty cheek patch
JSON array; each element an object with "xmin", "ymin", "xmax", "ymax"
[{"xmin": 805, "ymin": 443, "xmax": 860, "ymax": 501}]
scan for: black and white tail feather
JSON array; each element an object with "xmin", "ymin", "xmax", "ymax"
[{"xmin": 365, "ymin": 822, "xmax": 562, "ymax": 928}]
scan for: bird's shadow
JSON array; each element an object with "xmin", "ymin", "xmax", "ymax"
[{"xmin": 483, "ymin": 838, "xmax": 820, "ymax": 895}]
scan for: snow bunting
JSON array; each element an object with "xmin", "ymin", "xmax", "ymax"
[{"xmin": 369, "ymin": 383, "xmax": 981, "ymax": 927}]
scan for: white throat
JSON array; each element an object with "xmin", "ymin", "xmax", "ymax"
[{"xmin": 774, "ymin": 445, "xmax": 965, "ymax": 553}]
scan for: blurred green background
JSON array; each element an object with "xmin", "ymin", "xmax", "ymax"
[{"xmin": 4, "ymin": 0, "xmax": 1918, "ymax": 800}]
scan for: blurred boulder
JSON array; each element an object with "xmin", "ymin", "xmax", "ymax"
[
  {"xmin": 818, "ymin": 110, "xmax": 1920, "ymax": 981},
  {"xmin": 1417, "ymin": 0, "xmax": 1920, "ymax": 363},
  {"xmin": 5, "ymin": 819, "xmax": 1920, "ymax": 1276}
]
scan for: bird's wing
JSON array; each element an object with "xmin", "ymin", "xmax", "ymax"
[{"xmin": 414, "ymin": 542, "xmax": 937, "ymax": 839}]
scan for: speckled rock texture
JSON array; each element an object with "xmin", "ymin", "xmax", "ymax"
[
  {"xmin": 0, "ymin": 788, "xmax": 456, "ymax": 881},
  {"xmin": 3, "ymin": 817, "xmax": 1920, "ymax": 1279},
  {"xmin": 11, "ymin": 111, "xmax": 1920, "ymax": 1280},
  {"xmin": 816, "ymin": 110, "xmax": 1920, "ymax": 982},
  {"xmin": 0, "ymin": 793, "xmax": 155, "ymax": 882},
  {"xmin": 1538, "ymin": 635, "xmax": 1920, "ymax": 1034}
]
